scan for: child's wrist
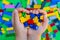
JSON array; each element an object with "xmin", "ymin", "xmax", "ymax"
[{"xmin": 28, "ymin": 34, "xmax": 41, "ymax": 40}]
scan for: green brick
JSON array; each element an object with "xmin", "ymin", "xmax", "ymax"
[
  {"xmin": 21, "ymin": 0, "xmax": 27, "ymax": 8},
  {"xmin": 44, "ymin": 2, "xmax": 50, "ymax": 7},
  {"xmin": 57, "ymin": 2, "xmax": 60, "ymax": 8},
  {"xmin": 37, "ymin": 0, "xmax": 42, "ymax": 5},
  {"xmin": 22, "ymin": 12, "xmax": 26, "ymax": 17},
  {"xmin": 45, "ymin": 29, "xmax": 48, "ymax": 33},
  {"xmin": 3, "ymin": 14, "xmax": 12, "ymax": 20},
  {"xmin": 52, "ymin": 26, "xmax": 57, "ymax": 31},
  {"xmin": 6, "ymin": 8, "xmax": 14, "ymax": 12},
  {"xmin": 0, "ymin": 2, "xmax": 2, "ymax": 9},
  {"xmin": 56, "ymin": 31, "xmax": 60, "ymax": 40}
]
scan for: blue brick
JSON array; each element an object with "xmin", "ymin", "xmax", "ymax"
[
  {"xmin": 2, "ymin": 4, "xmax": 5, "ymax": 9},
  {"xmin": 15, "ymin": 2, "xmax": 22, "ymax": 8},
  {"xmin": 0, "ymin": 16, "xmax": 4, "ymax": 23},
  {"xmin": 49, "ymin": 16, "xmax": 57, "ymax": 20},
  {"xmin": 24, "ymin": 22, "xmax": 28, "ymax": 27},
  {"xmin": 35, "ymin": 13, "xmax": 42, "ymax": 19},
  {"xmin": 4, "ymin": 21, "xmax": 12, "ymax": 27},
  {"xmin": 0, "ymin": 32, "xmax": 2, "ymax": 35},
  {"xmin": 57, "ymin": 25, "xmax": 60, "ymax": 30},
  {"xmin": 30, "ymin": 24, "xmax": 39, "ymax": 30},
  {"xmin": 3, "ymin": 11, "xmax": 12, "ymax": 16},
  {"xmin": 53, "ymin": 33, "xmax": 56, "ymax": 37},
  {"xmin": 30, "ymin": 13, "xmax": 35, "ymax": 19}
]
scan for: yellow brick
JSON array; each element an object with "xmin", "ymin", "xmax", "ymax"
[
  {"xmin": 7, "ymin": 27, "xmax": 13, "ymax": 31},
  {"xmin": 43, "ymin": 38, "xmax": 46, "ymax": 40},
  {"xmin": 50, "ymin": 8, "xmax": 54, "ymax": 11},
  {"xmin": 25, "ymin": 15, "xmax": 30, "ymax": 21},
  {"xmin": 3, "ymin": 1, "xmax": 9, "ymax": 5},
  {"xmin": 40, "ymin": 15, "xmax": 44, "ymax": 20},
  {"xmin": 54, "ymin": 11, "xmax": 60, "ymax": 20},
  {"xmin": 2, "ymin": 31, "xmax": 5, "ymax": 34},
  {"xmin": 53, "ymin": 7, "xmax": 57, "ymax": 10},
  {"xmin": 48, "ymin": 25, "xmax": 52, "ymax": 32},
  {"xmin": 43, "ymin": 7, "xmax": 50, "ymax": 11},
  {"xmin": 33, "ymin": 17, "xmax": 38, "ymax": 23},
  {"xmin": 41, "ymin": 0, "xmax": 44, "ymax": 2},
  {"xmin": 2, "ymin": 17, "xmax": 9, "ymax": 21},
  {"xmin": 20, "ymin": 17, "xmax": 26, "ymax": 23},
  {"xmin": 27, "ymin": 0, "xmax": 30, "ymax": 5},
  {"xmin": 47, "ymin": 13, "xmax": 55, "ymax": 17},
  {"xmin": 36, "ymin": 22, "xmax": 41, "ymax": 27},
  {"xmin": 34, "ymin": 4, "xmax": 41, "ymax": 9}
]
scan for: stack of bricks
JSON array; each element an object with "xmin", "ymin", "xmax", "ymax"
[{"xmin": 0, "ymin": 0, "xmax": 60, "ymax": 40}]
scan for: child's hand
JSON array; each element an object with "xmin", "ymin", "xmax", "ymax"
[
  {"xmin": 12, "ymin": 8, "xmax": 29, "ymax": 40},
  {"xmin": 27, "ymin": 9, "xmax": 48, "ymax": 40}
]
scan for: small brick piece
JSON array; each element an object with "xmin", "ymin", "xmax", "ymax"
[
  {"xmin": 46, "ymin": 33, "xmax": 50, "ymax": 40},
  {"xmin": 50, "ymin": 23, "xmax": 55, "ymax": 27},
  {"xmin": 54, "ymin": 29, "xmax": 58, "ymax": 33},
  {"xmin": 27, "ymin": 19, "xmax": 34, "ymax": 24},
  {"xmin": 0, "ymin": 9, "xmax": 3, "ymax": 12},
  {"xmin": 46, "ymin": 0, "xmax": 50, "ymax": 2}
]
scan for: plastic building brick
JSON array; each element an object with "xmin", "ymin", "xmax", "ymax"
[
  {"xmin": 50, "ymin": 22, "xmax": 55, "ymax": 27},
  {"xmin": 49, "ymin": 16, "xmax": 57, "ymax": 20},
  {"xmin": 0, "ymin": 32, "xmax": 2, "ymax": 35},
  {"xmin": 5, "ymin": 4, "xmax": 15, "ymax": 8},
  {"xmin": 57, "ymin": 2, "xmax": 60, "ymax": 8},
  {"xmin": 27, "ymin": 19, "xmax": 34, "ymax": 24},
  {"xmin": 34, "ymin": 4, "xmax": 41, "ymax": 9},
  {"xmin": 47, "ymin": 25, "xmax": 52, "ymax": 32},
  {"xmin": 30, "ymin": 13, "xmax": 35, "ymax": 19},
  {"xmin": 54, "ymin": 29, "xmax": 58, "ymax": 33},
  {"xmin": 0, "ymin": 12, "xmax": 3, "ymax": 16},
  {"xmin": 25, "ymin": 15, "xmax": 30, "ymax": 20},
  {"xmin": 33, "ymin": 16, "xmax": 38, "ymax": 23},
  {"xmin": 3, "ymin": 0, "xmax": 10, "ymax": 5},
  {"xmin": 43, "ymin": 7, "xmax": 50, "ymax": 11},
  {"xmin": 36, "ymin": 22, "xmax": 41, "ymax": 27},
  {"xmin": 20, "ymin": 17, "xmax": 26, "ymax": 23},
  {"xmin": 55, "ymin": 11, "xmax": 60, "ymax": 20},
  {"xmin": 30, "ymin": 24, "xmax": 39, "ymax": 30},
  {"xmin": 4, "ymin": 21, "xmax": 12, "ymax": 27},
  {"xmin": 53, "ymin": 33, "xmax": 56, "ymax": 37},
  {"xmin": 2, "ymin": 14, "xmax": 12, "ymax": 21},
  {"xmin": 7, "ymin": 27, "xmax": 13, "ymax": 31},
  {"xmin": 33, "ymin": 0, "xmax": 37, "ymax": 4},
  {"xmin": 46, "ymin": 33, "xmax": 50, "ymax": 40},
  {"xmin": 24, "ymin": 22, "xmax": 28, "ymax": 27},
  {"xmin": 2, "ymin": 17, "xmax": 10, "ymax": 21},
  {"xmin": 46, "ymin": 0, "xmax": 50, "ymax": 2},
  {"xmin": 27, "ymin": 0, "xmax": 30, "ymax": 5},
  {"xmin": 6, "ymin": 8, "xmax": 14, "ymax": 12},
  {"xmin": 15, "ymin": 2, "xmax": 22, "ymax": 8},
  {"xmin": 0, "ymin": 9, "xmax": 3, "ymax": 12},
  {"xmin": 22, "ymin": 12, "xmax": 26, "ymax": 17}
]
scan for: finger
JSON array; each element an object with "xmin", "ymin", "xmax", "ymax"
[
  {"xmin": 16, "ymin": 8, "xmax": 30, "ymax": 14},
  {"xmin": 38, "ymin": 9, "xmax": 47, "ymax": 15},
  {"xmin": 14, "ymin": 9, "xmax": 21, "ymax": 26},
  {"xmin": 32, "ymin": 10, "xmax": 36, "ymax": 14},
  {"xmin": 38, "ymin": 9, "xmax": 48, "ymax": 33},
  {"xmin": 35, "ymin": 10, "xmax": 39, "ymax": 14}
]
